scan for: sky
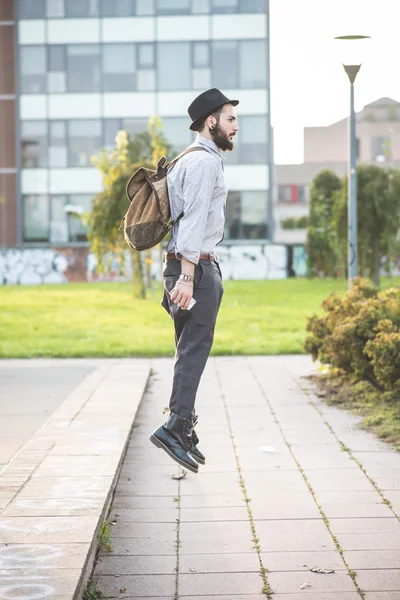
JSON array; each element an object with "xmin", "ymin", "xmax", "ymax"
[{"xmin": 270, "ymin": 0, "xmax": 400, "ymax": 164}]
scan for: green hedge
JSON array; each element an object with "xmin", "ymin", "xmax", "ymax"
[
  {"xmin": 281, "ymin": 215, "xmax": 309, "ymax": 230},
  {"xmin": 305, "ymin": 278, "xmax": 400, "ymax": 398}
]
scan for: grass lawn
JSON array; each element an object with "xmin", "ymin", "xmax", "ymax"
[{"xmin": 1, "ymin": 277, "xmax": 398, "ymax": 358}]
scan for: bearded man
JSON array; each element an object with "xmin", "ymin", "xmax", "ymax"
[{"xmin": 150, "ymin": 88, "xmax": 239, "ymax": 474}]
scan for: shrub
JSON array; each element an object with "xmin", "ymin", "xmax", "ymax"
[
  {"xmin": 281, "ymin": 215, "xmax": 309, "ymax": 230},
  {"xmin": 305, "ymin": 278, "xmax": 400, "ymax": 392}
]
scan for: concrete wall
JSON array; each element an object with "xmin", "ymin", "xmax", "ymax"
[{"xmin": 0, "ymin": 244, "xmax": 308, "ymax": 285}]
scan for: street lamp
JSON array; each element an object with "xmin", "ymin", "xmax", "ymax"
[{"xmin": 334, "ymin": 35, "xmax": 370, "ymax": 287}]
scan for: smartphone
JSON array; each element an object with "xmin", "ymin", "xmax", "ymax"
[{"xmin": 169, "ymin": 289, "xmax": 196, "ymax": 310}]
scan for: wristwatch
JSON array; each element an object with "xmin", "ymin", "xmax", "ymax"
[{"xmin": 179, "ymin": 273, "xmax": 194, "ymax": 282}]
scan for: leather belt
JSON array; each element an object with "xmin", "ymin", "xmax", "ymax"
[{"xmin": 165, "ymin": 252, "xmax": 217, "ymax": 262}]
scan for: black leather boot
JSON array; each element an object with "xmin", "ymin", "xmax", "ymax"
[
  {"xmin": 149, "ymin": 412, "xmax": 199, "ymax": 474},
  {"xmin": 188, "ymin": 416, "xmax": 206, "ymax": 465}
]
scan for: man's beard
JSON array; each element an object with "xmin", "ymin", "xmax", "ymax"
[{"xmin": 209, "ymin": 123, "xmax": 235, "ymax": 151}]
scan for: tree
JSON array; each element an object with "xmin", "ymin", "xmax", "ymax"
[
  {"xmin": 306, "ymin": 170, "xmax": 342, "ymax": 277},
  {"xmin": 87, "ymin": 117, "xmax": 173, "ymax": 297},
  {"xmin": 334, "ymin": 165, "xmax": 400, "ymax": 286}
]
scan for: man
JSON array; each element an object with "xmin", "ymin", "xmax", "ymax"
[{"xmin": 150, "ymin": 88, "xmax": 239, "ymax": 474}]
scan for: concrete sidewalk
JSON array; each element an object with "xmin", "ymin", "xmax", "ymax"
[{"xmin": 92, "ymin": 356, "xmax": 400, "ymax": 600}]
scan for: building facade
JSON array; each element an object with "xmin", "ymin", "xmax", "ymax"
[
  {"xmin": 274, "ymin": 97, "xmax": 400, "ymax": 244},
  {"xmin": 0, "ymin": 0, "xmax": 272, "ymax": 250}
]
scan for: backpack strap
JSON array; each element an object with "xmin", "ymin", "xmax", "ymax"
[{"xmin": 160, "ymin": 146, "xmax": 210, "ymax": 227}]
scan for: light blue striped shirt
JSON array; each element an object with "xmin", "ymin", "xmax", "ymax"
[{"xmin": 166, "ymin": 136, "xmax": 228, "ymax": 264}]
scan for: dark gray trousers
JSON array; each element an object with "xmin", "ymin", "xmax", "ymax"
[{"xmin": 161, "ymin": 258, "xmax": 224, "ymax": 421}]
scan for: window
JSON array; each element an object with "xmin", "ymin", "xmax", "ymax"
[
  {"xmin": 211, "ymin": 0, "xmax": 237, "ymax": 13},
  {"xmin": 103, "ymin": 44, "xmax": 136, "ymax": 92},
  {"xmin": 162, "ymin": 118, "xmax": 191, "ymax": 154},
  {"xmin": 239, "ymin": 0, "xmax": 265, "ymax": 12},
  {"xmin": 101, "ymin": 0, "xmax": 135, "ymax": 16},
  {"xmin": 23, "ymin": 195, "xmax": 49, "ymax": 242},
  {"xmin": 68, "ymin": 120, "xmax": 102, "ymax": 167},
  {"xmin": 19, "ymin": 0, "xmax": 46, "ymax": 18},
  {"xmin": 225, "ymin": 191, "xmax": 241, "ymax": 239},
  {"xmin": 372, "ymin": 136, "xmax": 391, "ymax": 162},
  {"xmin": 156, "ymin": 0, "xmax": 191, "ymax": 14},
  {"xmin": 137, "ymin": 44, "xmax": 156, "ymax": 90},
  {"xmin": 104, "ymin": 119, "xmax": 122, "ymax": 148},
  {"xmin": 48, "ymin": 46, "xmax": 66, "ymax": 93},
  {"xmin": 49, "ymin": 121, "xmax": 68, "ymax": 167},
  {"xmin": 298, "ymin": 186, "xmax": 309, "ymax": 203},
  {"xmin": 240, "ymin": 40, "xmax": 267, "ymax": 88},
  {"xmin": 46, "ymin": 0, "xmax": 65, "ymax": 17},
  {"xmin": 241, "ymin": 191, "xmax": 267, "ymax": 239},
  {"xmin": 50, "ymin": 195, "xmax": 69, "ymax": 243},
  {"xmin": 20, "ymin": 46, "xmax": 46, "ymax": 94},
  {"xmin": 212, "ymin": 41, "xmax": 238, "ymax": 89},
  {"xmin": 122, "ymin": 118, "xmax": 148, "ymax": 137},
  {"xmin": 192, "ymin": 42, "xmax": 211, "ymax": 89},
  {"xmin": 192, "ymin": 0, "xmax": 210, "ymax": 13},
  {"xmin": 238, "ymin": 116, "xmax": 268, "ymax": 164},
  {"xmin": 65, "ymin": 0, "xmax": 99, "ymax": 17},
  {"xmin": 136, "ymin": 0, "xmax": 155, "ymax": 14},
  {"xmin": 67, "ymin": 195, "xmax": 93, "ymax": 241},
  {"xmin": 67, "ymin": 45, "xmax": 101, "ymax": 92},
  {"xmin": 21, "ymin": 121, "xmax": 48, "ymax": 168},
  {"xmin": 158, "ymin": 43, "xmax": 191, "ymax": 90},
  {"xmin": 278, "ymin": 186, "xmax": 292, "ymax": 204}
]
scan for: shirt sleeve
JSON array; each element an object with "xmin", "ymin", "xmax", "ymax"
[{"xmin": 175, "ymin": 156, "xmax": 219, "ymax": 264}]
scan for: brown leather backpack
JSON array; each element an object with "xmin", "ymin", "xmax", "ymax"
[{"xmin": 123, "ymin": 147, "xmax": 208, "ymax": 251}]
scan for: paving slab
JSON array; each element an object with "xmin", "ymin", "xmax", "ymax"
[
  {"xmin": 80, "ymin": 356, "xmax": 400, "ymax": 598},
  {"xmin": 356, "ymin": 569, "xmax": 400, "ymax": 591}
]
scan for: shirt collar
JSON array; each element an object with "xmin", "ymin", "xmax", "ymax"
[{"xmin": 196, "ymin": 136, "xmax": 221, "ymax": 156}]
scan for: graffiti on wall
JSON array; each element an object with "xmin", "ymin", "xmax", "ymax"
[{"xmin": 0, "ymin": 244, "xmax": 307, "ymax": 285}]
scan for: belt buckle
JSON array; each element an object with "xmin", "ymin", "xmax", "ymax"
[{"xmin": 210, "ymin": 252, "xmax": 216, "ymax": 262}]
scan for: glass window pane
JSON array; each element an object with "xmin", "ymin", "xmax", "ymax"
[
  {"xmin": 21, "ymin": 121, "xmax": 48, "ymax": 168},
  {"xmin": 67, "ymin": 45, "xmax": 101, "ymax": 92},
  {"xmin": 49, "ymin": 121, "xmax": 67, "ymax": 167},
  {"xmin": 241, "ymin": 190, "xmax": 267, "ymax": 238},
  {"xmin": 104, "ymin": 119, "xmax": 122, "ymax": 147},
  {"xmin": 101, "ymin": 0, "xmax": 134, "ymax": 16},
  {"xmin": 136, "ymin": 0, "xmax": 154, "ymax": 14},
  {"xmin": 19, "ymin": 0, "xmax": 46, "ymax": 18},
  {"xmin": 137, "ymin": 69, "xmax": 156, "ymax": 91},
  {"xmin": 122, "ymin": 118, "xmax": 148, "ymax": 137},
  {"xmin": 192, "ymin": 0, "xmax": 210, "ymax": 13},
  {"xmin": 48, "ymin": 72, "xmax": 67, "ymax": 93},
  {"xmin": 103, "ymin": 44, "xmax": 136, "ymax": 91},
  {"xmin": 50, "ymin": 195, "xmax": 69, "ymax": 243},
  {"xmin": 193, "ymin": 42, "xmax": 209, "ymax": 67},
  {"xmin": 68, "ymin": 120, "xmax": 102, "ymax": 166},
  {"xmin": 212, "ymin": 41, "xmax": 238, "ymax": 89},
  {"xmin": 23, "ymin": 195, "xmax": 49, "ymax": 241},
  {"xmin": 65, "ymin": 0, "xmax": 99, "ymax": 17},
  {"xmin": 67, "ymin": 195, "xmax": 93, "ymax": 241},
  {"xmin": 239, "ymin": 115, "xmax": 268, "ymax": 163},
  {"xmin": 225, "ymin": 191, "xmax": 241, "ymax": 239},
  {"xmin": 47, "ymin": 0, "xmax": 65, "ymax": 17},
  {"xmin": 48, "ymin": 46, "xmax": 66, "ymax": 71},
  {"xmin": 156, "ymin": 0, "xmax": 190, "ymax": 14},
  {"xmin": 20, "ymin": 47, "xmax": 46, "ymax": 93},
  {"xmin": 158, "ymin": 43, "xmax": 190, "ymax": 90},
  {"xmin": 211, "ymin": 0, "xmax": 237, "ymax": 13},
  {"xmin": 193, "ymin": 68, "xmax": 211, "ymax": 89},
  {"xmin": 240, "ymin": 40, "xmax": 266, "ymax": 88},
  {"xmin": 239, "ymin": 0, "xmax": 265, "ymax": 12},
  {"xmin": 138, "ymin": 43, "xmax": 155, "ymax": 68},
  {"xmin": 162, "ymin": 117, "xmax": 191, "ymax": 155}
]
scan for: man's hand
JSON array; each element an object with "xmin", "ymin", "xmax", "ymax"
[
  {"xmin": 170, "ymin": 257, "xmax": 195, "ymax": 310},
  {"xmin": 170, "ymin": 280, "xmax": 193, "ymax": 310}
]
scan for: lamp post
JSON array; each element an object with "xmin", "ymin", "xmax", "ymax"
[{"xmin": 334, "ymin": 35, "xmax": 370, "ymax": 288}]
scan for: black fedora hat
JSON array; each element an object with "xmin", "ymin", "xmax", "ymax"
[{"xmin": 188, "ymin": 88, "xmax": 239, "ymax": 131}]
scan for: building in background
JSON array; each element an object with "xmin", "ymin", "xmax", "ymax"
[
  {"xmin": 0, "ymin": 0, "xmax": 272, "ymax": 250},
  {"xmin": 274, "ymin": 97, "xmax": 400, "ymax": 244}
]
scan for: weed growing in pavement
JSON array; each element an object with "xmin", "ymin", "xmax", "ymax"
[
  {"xmin": 83, "ymin": 579, "xmax": 103, "ymax": 599},
  {"xmin": 98, "ymin": 519, "xmax": 113, "ymax": 553}
]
